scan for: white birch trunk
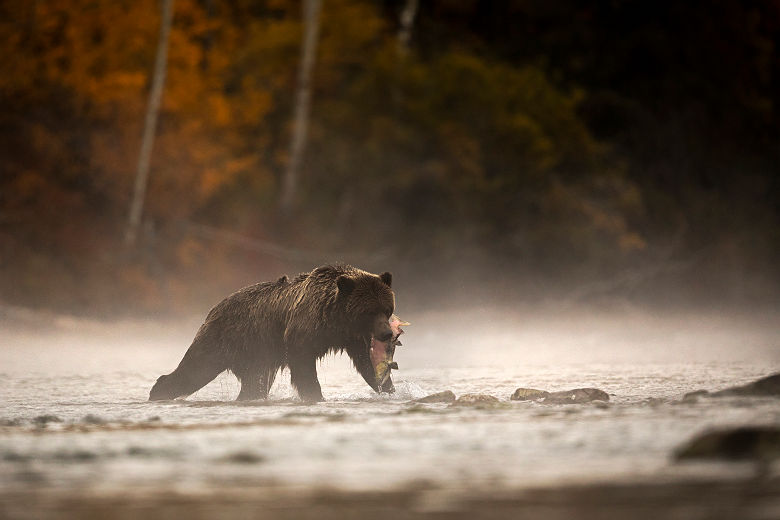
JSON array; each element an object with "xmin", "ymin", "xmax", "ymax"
[
  {"xmin": 278, "ymin": 0, "xmax": 322, "ymax": 215},
  {"xmin": 125, "ymin": 0, "xmax": 175, "ymax": 246},
  {"xmin": 397, "ymin": 0, "xmax": 419, "ymax": 51},
  {"xmin": 391, "ymin": 0, "xmax": 418, "ymax": 112}
]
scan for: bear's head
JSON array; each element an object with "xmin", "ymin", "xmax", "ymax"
[{"xmin": 336, "ymin": 270, "xmax": 396, "ymax": 392}]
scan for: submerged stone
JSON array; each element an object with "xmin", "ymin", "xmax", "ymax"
[
  {"xmin": 452, "ymin": 393, "xmax": 500, "ymax": 406},
  {"xmin": 542, "ymin": 388, "xmax": 610, "ymax": 404},
  {"xmin": 222, "ymin": 451, "xmax": 266, "ymax": 464},
  {"xmin": 413, "ymin": 390, "xmax": 457, "ymax": 403},
  {"xmin": 509, "ymin": 386, "xmax": 609, "ymax": 404},
  {"xmin": 510, "ymin": 388, "xmax": 550, "ymax": 401},
  {"xmin": 32, "ymin": 415, "xmax": 62, "ymax": 426},
  {"xmin": 675, "ymin": 426, "xmax": 780, "ymax": 460},
  {"xmin": 2, "ymin": 451, "xmax": 31, "ymax": 462},
  {"xmin": 53, "ymin": 450, "xmax": 98, "ymax": 462}
]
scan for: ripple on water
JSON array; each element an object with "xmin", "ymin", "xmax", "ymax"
[{"xmin": 1, "ymin": 364, "xmax": 779, "ymax": 493}]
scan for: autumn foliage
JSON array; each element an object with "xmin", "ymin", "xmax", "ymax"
[{"xmin": 1, "ymin": 1, "xmax": 777, "ymax": 316}]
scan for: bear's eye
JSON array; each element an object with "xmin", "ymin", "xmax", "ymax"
[{"xmin": 377, "ymin": 331, "xmax": 393, "ymax": 342}]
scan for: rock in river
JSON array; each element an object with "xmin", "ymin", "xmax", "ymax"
[
  {"xmin": 452, "ymin": 393, "xmax": 500, "ymax": 406},
  {"xmin": 510, "ymin": 388, "xmax": 550, "ymax": 401},
  {"xmin": 413, "ymin": 390, "xmax": 457, "ymax": 404},
  {"xmin": 675, "ymin": 426, "xmax": 780, "ymax": 460},
  {"xmin": 543, "ymin": 388, "xmax": 610, "ymax": 404},
  {"xmin": 682, "ymin": 373, "xmax": 780, "ymax": 401},
  {"xmin": 712, "ymin": 373, "xmax": 780, "ymax": 397},
  {"xmin": 510, "ymin": 387, "xmax": 609, "ymax": 404}
]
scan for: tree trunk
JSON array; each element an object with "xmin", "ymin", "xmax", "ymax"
[
  {"xmin": 278, "ymin": 0, "xmax": 322, "ymax": 215},
  {"xmin": 391, "ymin": 0, "xmax": 418, "ymax": 113},
  {"xmin": 125, "ymin": 0, "xmax": 175, "ymax": 246},
  {"xmin": 397, "ymin": 0, "xmax": 419, "ymax": 51}
]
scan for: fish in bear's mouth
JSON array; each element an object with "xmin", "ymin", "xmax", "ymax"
[{"xmin": 369, "ymin": 315, "xmax": 409, "ymax": 393}]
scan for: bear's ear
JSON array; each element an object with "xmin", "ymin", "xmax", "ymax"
[
  {"xmin": 337, "ymin": 275, "xmax": 356, "ymax": 296},
  {"xmin": 380, "ymin": 271, "xmax": 392, "ymax": 288}
]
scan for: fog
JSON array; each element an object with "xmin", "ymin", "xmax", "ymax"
[
  {"xmin": 2, "ymin": 1, "xmax": 779, "ymax": 517},
  {"xmin": 3, "ymin": 303, "xmax": 777, "ymax": 378}
]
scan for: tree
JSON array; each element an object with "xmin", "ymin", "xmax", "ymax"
[
  {"xmin": 125, "ymin": 0, "xmax": 175, "ymax": 246},
  {"xmin": 278, "ymin": 0, "xmax": 322, "ymax": 215},
  {"xmin": 397, "ymin": 0, "xmax": 418, "ymax": 51}
]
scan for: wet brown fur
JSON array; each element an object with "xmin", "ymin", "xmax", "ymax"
[{"xmin": 149, "ymin": 264, "xmax": 394, "ymax": 402}]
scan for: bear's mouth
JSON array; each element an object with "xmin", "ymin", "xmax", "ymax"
[
  {"xmin": 369, "ymin": 335, "xmax": 397, "ymax": 393},
  {"xmin": 368, "ymin": 315, "xmax": 408, "ymax": 394}
]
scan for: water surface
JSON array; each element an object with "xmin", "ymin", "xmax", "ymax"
[{"xmin": 2, "ymin": 307, "xmax": 779, "ymax": 495}]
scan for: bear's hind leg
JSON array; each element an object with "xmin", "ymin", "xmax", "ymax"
[
  {"xmin": 236, "ymin": 378, "xmax": 262, "ymax": 400},
  {"xmin": 236, "ymin": 367, "xmax": 278, "ymax": 400},
  {"xmin": 234, "ymin": 356, "xmax": 280, "ymax": 400},
  {"xmin": 289, "ymin": 356, "xmax": 323, "ymax": 403}
]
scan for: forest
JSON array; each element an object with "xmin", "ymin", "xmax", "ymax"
[{"xmin": 1, "ymin": 0, "xmax": 778, "ymax": 316}]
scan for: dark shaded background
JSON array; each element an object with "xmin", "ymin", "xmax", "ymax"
[{"xmin": 1, "ymin": 0, "xmax": 778, "ymax": 317}]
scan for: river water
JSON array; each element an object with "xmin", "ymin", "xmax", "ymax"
[{"xmin": 1, "ymin": 306, "xmax": 779, "ymax": 497}]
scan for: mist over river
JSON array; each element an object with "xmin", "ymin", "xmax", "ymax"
[{"xmin": 1, "ymin": 305, "xmax": 779, "ymax": 517}]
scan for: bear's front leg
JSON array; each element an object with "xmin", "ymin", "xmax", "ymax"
[{"xmin": 289, "ymin": 355, "xmax": 324, "ymax": 403}]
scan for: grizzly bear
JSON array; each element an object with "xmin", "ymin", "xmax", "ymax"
[{"xmin": 149, "ymin": 264, "xmax": 396, "ymax": 402}]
